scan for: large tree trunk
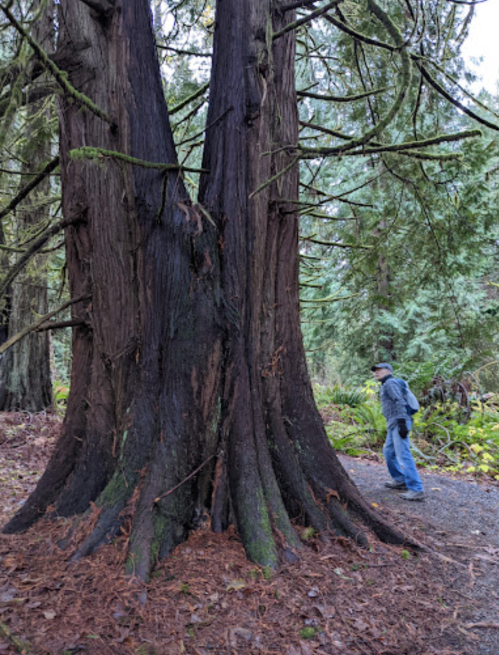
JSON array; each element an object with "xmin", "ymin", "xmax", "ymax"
[
  {"xmin": 4, "ymin": 0, "xmax": 406, "ymax": 580},
  {"xmin": 0, "ymin": 0, "xmax": 54, "ymax": 411}
]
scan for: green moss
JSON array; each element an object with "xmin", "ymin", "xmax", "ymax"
[
  {"xmin": 98, "ymin": 469, "xmax": 130, "ymax": 506},
  {"xmin": 299, "ymin": 627, "xmax": 317, "ymax": 639},
  {"xmin": 150, "ymin": 512, "xmax": 170, "ymax": 563},
  {"xmin": 70, "ymin": 146, "xmax": 206, "ymax": 174},
  {"xmin": 238, "ymin": 488, "xmax": 278, "ymax": 569}
]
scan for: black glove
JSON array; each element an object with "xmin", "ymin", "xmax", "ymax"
[{"xmin": 398, "ymin": 419, "xmax": 408, "ymax": 439}]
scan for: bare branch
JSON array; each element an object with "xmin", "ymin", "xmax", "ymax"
[
  {"xmin": 302, "ymin": 236, "xmax": 373, "ymax": 249},
  {"xmin": 299, "ymin": 120, "xmax": 353, "ymax": 140},
  {"xmin": 36, "ymin": 319, "xmax": 86, "ymax": 332},
  {"xmin": 298, "ymin": 87, "xmax": 389, "ymax": 103},
  {"xmin": 157, "ymin": 45, "xmax": 212, "ymax": 58},
  {"xmin": 0, "ymin": 218, "xmax": 71, "ymax": 301},
  {"xmin": 273, "ymin": 0, "xmax": 343, "ymax": 40},
  {"xmin": 0, "ymin": 295, "xmax": 91, "ymax": 356},
  {"xmin": 0, "ymin": 157, "xmax": 60, "ymax": 222},
  {"xmin": 169, "ymin": 82, "xmax": 210, "ymax": 116}
]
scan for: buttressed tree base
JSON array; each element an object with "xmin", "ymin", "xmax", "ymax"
[{"xmin": 3, "ymin": 0, "xmax": 406, "ymax": 581}]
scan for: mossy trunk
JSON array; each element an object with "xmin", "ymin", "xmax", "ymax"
[{"xmin": 4, "ymin": 0, "xmax": 406, "ymax": 580}]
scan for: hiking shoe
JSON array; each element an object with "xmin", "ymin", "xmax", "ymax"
[
  {"xmin": 384, "ymin": 480, "xmax": 407, "ymax": 490},
  {"xmin": 400, "ymin": 490, "xmax": 425, "ymax": 501}
]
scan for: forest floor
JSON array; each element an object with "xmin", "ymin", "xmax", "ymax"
[{"xmin": 0, "ymin": 411, "xmax": 498, "ymax": 655}]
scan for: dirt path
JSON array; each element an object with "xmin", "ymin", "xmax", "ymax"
[{"xmin": 340, "ymin": 454, "xmax": 499, "ymax": 655}]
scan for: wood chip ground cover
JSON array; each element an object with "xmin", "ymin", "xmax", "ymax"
[{"xmin": 0, "ymin": 412, "xmax": 495, "ymax": 655}]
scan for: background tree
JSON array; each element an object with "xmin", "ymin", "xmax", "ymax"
[
  {"xmin": 0, "ymin": 0, "xmax": 56, "ymax": 411},
  {"xmin": 0, "ymin": 0, "xmax": 59, "ymax": 410}
]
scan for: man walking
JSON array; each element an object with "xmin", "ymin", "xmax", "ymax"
[{"xmin": 372, "ymin": 363, "xmax": 425, "ymax": 501}]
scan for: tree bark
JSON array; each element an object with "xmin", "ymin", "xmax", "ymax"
[{"xmin": 4, "ymin": 0, "xmax": 406, "ymax": 580}]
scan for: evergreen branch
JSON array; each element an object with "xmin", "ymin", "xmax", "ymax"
[
  {"xmin": 302, "ymin": 236, "xmax": 372, "ymax": 249},
  {"xmin": 300, "ymin": 129, "xmax": 482, "ymax": 158},
  {"xmin": 297, "ymin": 87, "xmax": 389, "ymax": 103},
  {"xmin": 302, "ymin": 0, "xmax": 412, "ymax": 158},
  {"xmin": 70, "ymin": 147, "xmax": 207, "ymax": 173},
  {"xmin": 391, "ymin": 150, "xmax": 463, "ymax": 161},
  {"xmin": 168, "ymin": 82, "xmax": 210, "ymax": 116},
  {"xmin": 0, "ymin": 294, "xmax": 91, "ymax": 356},
  {"xmin": 323, "ymin": 14, "xmax": 395, "ymax": 52},
  {"xmin": 0, "ymin": 3, "xmax": 116, "ymax": 127},
  {"xmin": 426, "ymin": 60, "xmax": 499, "ymax": 122},
  {"xmin": 0, "ymin": 219, "xmax": 71, "ymax": 301},
  {"xmin": 273, "ymin": 0, "xmax": 343, "ymax": 40},
  {"xmin": 300, "ymin": 292, "xmax": 360, "ymax": 303},
  {"xmin": 302, "ymin": 211, "xmax": 357, "ymax": 220},
  {"xmin": 419, "ymin": 65, "xmax": 499, "ymax": 132},
  {"xmin": 0, "ymin": 83, "xmax": 57, "ymax": 119},
  {"xmin": 0, "ymin": 240, "xmax": 63, "ymax": 254},
  {"xmin": 0, "ymin": 157, "xmax": 60, "ymax": 221}
]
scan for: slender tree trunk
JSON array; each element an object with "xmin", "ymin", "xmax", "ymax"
[
  {"xmin": 0, "ymin": 0, "xmax": 54, "ymax": 411},
  {"xmin": 4, "ymin": 0, "xmax": 406, "ymax": 581}
]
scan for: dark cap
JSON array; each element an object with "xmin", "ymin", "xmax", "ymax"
[{"xmin": 371, "ymin": 362, "xmax": 393, "ymax": 373}]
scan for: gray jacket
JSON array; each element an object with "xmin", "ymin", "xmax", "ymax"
[{"xmin": 380, "ymin": 375, "xmax": 408, "ymax": 429}]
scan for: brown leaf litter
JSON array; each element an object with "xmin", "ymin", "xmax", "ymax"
[{"xmin": 0, "ymin": 412, "xmax": 495, "ymax": 655}]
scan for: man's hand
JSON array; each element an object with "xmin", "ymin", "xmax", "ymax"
[{"xmin": 398, "ymin": 419, "xmax": 408, "ymax": 439}]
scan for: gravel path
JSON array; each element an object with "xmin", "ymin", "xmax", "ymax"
[{"xmin": 340, "ymin": 455, "xmax": 499, "ymax": 655}]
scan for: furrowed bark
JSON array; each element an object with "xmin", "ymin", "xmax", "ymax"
[{"xmin": 4, "ymin": 0, "xmax": 408, "ymax": 577}]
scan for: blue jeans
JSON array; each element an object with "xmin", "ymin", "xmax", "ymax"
[{"xmin": 383, "ymin": 419, "xmax": 423, "ymax": 492}]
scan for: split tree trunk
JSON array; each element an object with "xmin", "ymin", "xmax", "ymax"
[{"xmin": 4, "ymin": 0, "xmax": 406, "ymax": 580}]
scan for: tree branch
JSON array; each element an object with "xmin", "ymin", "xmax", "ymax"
[
  {"xmin": 419, "ymin": 65, "xmax": 499, "ymax": 132},
  {"xmin": 297, "ymin": 87, "xmax": 389, "ymax": 103},
  {"xmin": 70, "ymin": 146, "xmax": 208, "ymax": 174},
  {"xmin": 323, "ymin": 13, "xmax": 395, "ymax": 52},
  {"xmin": 273, "ymin": 0, "xmax": 343, "ymax": 40},
  {"xmin": 157, "ymin": 45, "xmax": 212, "ymax": 58},
  {"xmin": 0, "ymin": 3, "xmax": 116, "ymax": 127},
  {"xmin": 0, "ymin": 157, "xmax": 59, "ymax": 221},
  {"xmin": 0, "ymin": 218, "xmax": 71, "ymax": 301},
  {"xmin": 300, "ymin": 128, "xmax": 482, "ymax": 158},
  {"xmin": 302, "ymin": 236, "xmax": 372, "ymax": 249},
  {"xmin": 168, "ymin": 82, "xmax": 210, "ymax": 116},
  {"xmin": 299, "ymin": 120, "xmax": 353, "ymax": 140},
  {"xmin": 36, "ymin": 318, "xmax": 86, "ymax": 332},
  {"xmin": 0, "ymin": 295, "xmax": 91, "ymax": 356}
]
